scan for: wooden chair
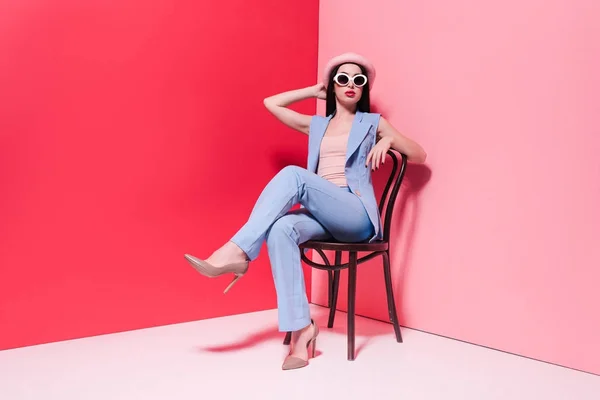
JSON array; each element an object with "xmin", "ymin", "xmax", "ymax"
[{"xmin": 283, "ymin": 150, "xmax": 407, "ymax": 360}]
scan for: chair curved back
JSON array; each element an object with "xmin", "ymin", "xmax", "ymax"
[{"xmin": 378, "ymin": 150, "xmax": 408, "ymax": 242}]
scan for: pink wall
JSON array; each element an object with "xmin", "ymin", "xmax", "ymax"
[
  {"xmin": 313, "ymin": 0, "xmax": 600, "ymax": 374},
  {"xmin": 0, "ymin": 0, "xmax": 319, "ymax": 350}
]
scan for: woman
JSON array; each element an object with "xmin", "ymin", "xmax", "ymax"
[{"xmin": 184, "ymin": 53, "xmax": 426, "ymax": 370}]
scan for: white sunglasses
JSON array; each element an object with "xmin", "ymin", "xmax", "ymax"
[{"xmin": 333, "ymin": 72, "xmax": 368, "ymax": 87}]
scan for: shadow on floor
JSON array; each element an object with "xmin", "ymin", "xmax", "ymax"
[{"xmin": 197, "ymin": 305, "xmax": 400, "ymax": 358}]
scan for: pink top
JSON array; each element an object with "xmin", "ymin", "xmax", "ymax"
[{"xmin": 317, "ymin": 133, "xmax": 350, "ymax": 187}]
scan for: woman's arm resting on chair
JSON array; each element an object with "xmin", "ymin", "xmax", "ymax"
[{"xmin": 377, "ymin": 117, "xmax": 427, "ymax": 164}]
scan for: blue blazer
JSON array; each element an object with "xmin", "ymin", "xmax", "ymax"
[{"xmin": 307, "ymin": 111, "xmax": 382, "ymax": 242}]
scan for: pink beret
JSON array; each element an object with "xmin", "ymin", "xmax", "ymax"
[{"xmin": 323, "ymin": 52, "xmax": 376, "ymax": 89}]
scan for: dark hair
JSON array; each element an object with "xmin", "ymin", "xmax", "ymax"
[{"xmin": 325, "ymin": 63, "xmax": 371, "ymax": 116}]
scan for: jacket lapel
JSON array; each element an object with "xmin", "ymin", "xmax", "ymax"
[
  {"xmin": 307, "ymin": 114, "xmax": 333, "ymax": 173},
  {"xmin": 345, "ymin": 111, "xmax": 372, "ymax": 163},
  {"xmin": 308, "ymin": 111, "xmax": 372, "ymax": 173}
]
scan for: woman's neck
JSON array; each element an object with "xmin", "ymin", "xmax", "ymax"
[{"xmin": 333, "ymin": 102, "xmax": 357, "ymax": 121}]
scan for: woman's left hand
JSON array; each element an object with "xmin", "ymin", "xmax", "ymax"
[{"xmin": 366, "ymin": 136, "xmax": 393, "ymax": 170}]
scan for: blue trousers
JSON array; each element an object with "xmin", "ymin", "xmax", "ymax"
[{"xmin": 231, "ymin": 165, "xmax": 373, "ymax": 332}]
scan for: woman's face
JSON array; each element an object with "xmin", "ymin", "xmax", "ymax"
[{"xmin": 333, "ymin": 63, "xmax": 366, "ymax": 109}]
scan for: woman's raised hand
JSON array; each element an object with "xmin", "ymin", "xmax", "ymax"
[{"xmin": 312, "ymin": 82, "xmax": 327, "ymax": 100}]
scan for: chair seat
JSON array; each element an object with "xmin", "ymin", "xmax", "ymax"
[{"xmin": 300, "ymin": 240, "xmax": 388, "ymax": 252}]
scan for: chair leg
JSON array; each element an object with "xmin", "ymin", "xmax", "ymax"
[
  {"xmin": 328, "ymin": 270, "xmax": 340, "ymax": 328},
  {"xmin": 382, "ymin": 251, "xmax": 402, "ymax": 343},
  {"xmin": 283, "ymin": 331, "xmax": 292, "ymax": 345},
  {"xmin": 327, "ymin": 251, "xmax": 342, "ymax": 328},
  {"xmin": 327, "ymin": 270, "xmax": 333, "ymax": 308},
  {"xmin": 347, "ymin": 251, "xmax": 357, "ymax": 360}
]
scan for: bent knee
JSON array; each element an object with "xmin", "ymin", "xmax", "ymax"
[
  {"xmin": 266, "ymin": 217, "xmax": 298, "ymax": 243},
  {"xmin": 276, "ymin": 165, "xmax": 304, "ymax": 180}
]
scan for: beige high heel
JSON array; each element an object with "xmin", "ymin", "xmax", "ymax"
[
  {"xmin": 282, "ymin": 320, "xmax": 319, "ymax": 370},
  {"xmin": 184, "ymin": 254, "xmax": 249, "ymax": 293}
]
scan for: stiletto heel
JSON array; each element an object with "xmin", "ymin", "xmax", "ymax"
[
  {"xmin": 223, "ymin": 274, "xmax": 244, "ymax": 293},
  {"xmin": 281, "ymin": 320, "xmax": 319, "ymax": 370},
  {"xmin": 184, "ymin": 254, "xmax": 249, "ymax": 293}
]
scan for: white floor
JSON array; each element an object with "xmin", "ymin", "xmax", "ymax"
[{"xmin": 1, "ymin": 306, "xmax": 598, "ymax": 400}]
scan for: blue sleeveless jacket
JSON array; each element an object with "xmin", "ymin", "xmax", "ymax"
[{"xmin": 307, "ymin": 111, "xmax": 382, "ymax": 242}]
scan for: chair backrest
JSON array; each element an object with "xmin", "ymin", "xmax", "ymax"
[{"xmin": 378, "ymin": 150, "xmax": 408, "ymax": 242}]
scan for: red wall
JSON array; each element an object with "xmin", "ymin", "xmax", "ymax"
[
  {"xmin": 0, "ymin": 0, "xmax": 319, "ymax": 349},
  {"xmin": 313, "ymin": 0, "xmax": 600, "ymax": 374}
]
